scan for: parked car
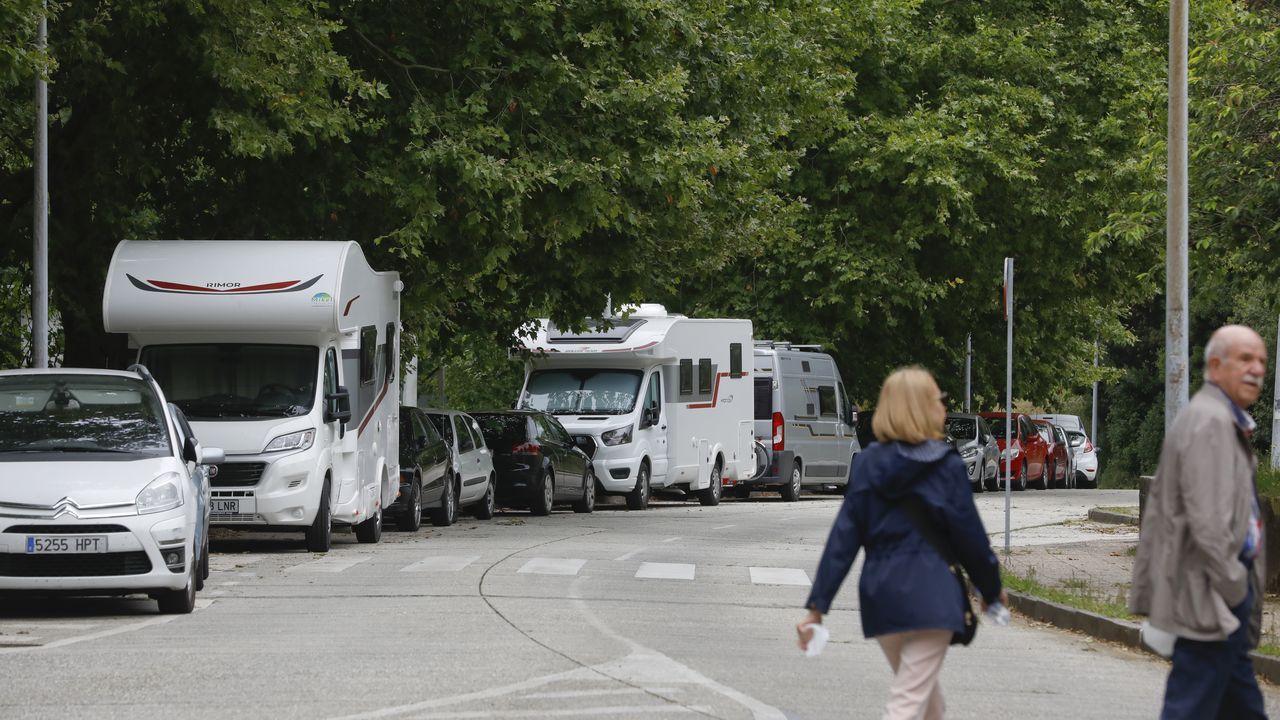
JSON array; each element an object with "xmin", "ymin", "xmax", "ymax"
[
  {"xmin": 423, "ymin": 409, "xmax": 496, "ymax": 521},
  {"xmin": 471, "ymin": 410, "xmax": 596, "ymax": 515},
  {"xmin": 1032, "ymin": 419, "xmax": 1072, "ymax": 489},
  {"xmin": 945, "ymin": 413, "xmax": 1000, "ymax": 492},
  {"xmin": 1031, "ymin": 413, "xmax": 1085, "ymax": 434},
  {"xmin": 0, "ymin": 366, "xmax": 221, "ymax": 614},
  {"xmin": 979, "ymin": 412, "xmax": 1049, "ymax": 490},
  {"xmin": 390, "ymin": 406, "xmax": 453, "ymax": 530},
  {"xmin": 1065, "ymin": 429, "xmax": 1100, "ymax": 488}
]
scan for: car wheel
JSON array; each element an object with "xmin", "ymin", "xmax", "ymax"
[
  {"xmin": 195, "ymin": 535, "xmax": 209, "ymax": 591},
  {"xmin": 1015, "ymin": 464, "xmax": 1028, "ymax": 491},
  {"xmin": 626, "ymin": 463, "xmax": 651, "ymax": 511},
  {"xmin": 430, "ymin": 476, "xmax": 459, "ymax": 527},
  {"xmin": 530, "ymin": 468, "xmax": 554, "ymax": 516},
  {"xmin": 698, "ymin": 461, "xmax": 723, "ymax": 506},
  {"xmin": 355, "ymin": 505, "xmax": 383, "ymax": 543},
  {"xmin": 156, "ymin": 564, "xmax": 197, "ymax": 615},
  {"xmin": 780, "ymin": 461, "xmax": 802, "ymax": 502},
  {"xmin": 573, "ymin": 468, "xmax": 596, "ymax": 513},
  {"xmin": 473, "ymin": 475, "xmax": 496, "ymax": 520},
  {"xmin": 397, "ymin": 472, "xmax": 423, "ymax": 531},
  {"xmin": 305, "ymin": 479, "xmax": 333, "ymax": 553}
]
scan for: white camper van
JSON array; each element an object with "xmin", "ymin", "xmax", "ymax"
[
  {"xmin": 517, "ymin": 304, "xmax": 753, "ymax": 509},
  {"xmin": 747, "ymin": 342, "xmax": 859, "ymax": 500},
  {"xmin": 103, "ymin": 240, "xmax": 401, "ymax": 552}
]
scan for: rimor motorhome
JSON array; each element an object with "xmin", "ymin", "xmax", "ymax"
[
  {"xmin": 103, "ymin": 240, "xmax": 401, "ymax": 551},
  {"xmin": 516, "ymin": 304, "xmax": 753, "ymax": 509}
]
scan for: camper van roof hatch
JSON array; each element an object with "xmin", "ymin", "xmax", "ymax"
[{"xmin": 547, "ymin": 318, "xmax": 647, "ymax": 344}]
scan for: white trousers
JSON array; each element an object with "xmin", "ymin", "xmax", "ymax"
[{"xmin": 875, "ymin": 629, "xmax": 951, "ymax": 720}]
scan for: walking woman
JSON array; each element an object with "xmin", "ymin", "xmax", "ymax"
[{"xmin": 796, "ymin": 367, "xmax": 1005, "ymax": 720}]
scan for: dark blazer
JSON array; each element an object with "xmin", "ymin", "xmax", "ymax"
[{"xmin": 805, "ymin": 439, "xmax": 1002, "ymax": 638}]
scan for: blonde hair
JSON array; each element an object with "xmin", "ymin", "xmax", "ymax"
[{"xmin": 871, "ymin": 366, "xmax": 945, "ymax": 444}]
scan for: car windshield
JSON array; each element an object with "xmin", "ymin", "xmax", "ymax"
[
  {"xmin": 140, "ymin": 344, "xmax": 318, "ymax": 420},
  {"xmin": 473, "ymin": 413, "xmax": 528, "ymax": 449},
  {"xmin": 1067, "ymin": 430, "xmax": 1087, "ymax": 447},
  {"xmin": 944, "ymin": 417, "xmax": 976, "ymax": 441},
  {"xmin": 0, "ymin": 374, "xmax": 171, "ymax": 457},
  {"xmin": 521, "ymin": 369, "xmax": 643, "ymax": 415},
  {"xmin": 986, "ymin": 417, "xmax": 1012, "ymax": 438}
]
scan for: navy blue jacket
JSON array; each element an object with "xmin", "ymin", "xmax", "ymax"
[{"xmin": 805, "ymin": 440, "xmax": 1002, "ymax": 638}]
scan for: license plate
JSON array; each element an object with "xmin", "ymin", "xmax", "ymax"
[
  {"xmin": 26, "ymin": 535, "xmax": 108, "ymax": 554},
  {"xmin": 211, "ymin": 499, "xmax": 240, "ymax": 514}
]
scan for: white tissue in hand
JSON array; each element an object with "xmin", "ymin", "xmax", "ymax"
[{"xmin": 801, "ymin": 623, "xmax": 829, "ymax": 657}]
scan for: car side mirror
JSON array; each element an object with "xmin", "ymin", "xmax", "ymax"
[
  {"xmin": 183, "ymin": 437, "xmax": 199, "ymax": 464},
  {"xmin": 325, "ymin": 385, "xmax": 352, "ymax": 424}
]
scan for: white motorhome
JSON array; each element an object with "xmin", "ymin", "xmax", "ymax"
[
  {"xmin": 516, "ymin": 304, "xmax": 753, "ymax": 509},
  {"xmin": 747, "ymin": 342, "xmax": 860, "ymax": 500},
  {"xmin": 103, "ymin": 240, "xmax": 401, "ymax": 552}
]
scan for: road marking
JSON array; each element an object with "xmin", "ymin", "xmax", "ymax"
[
  {"xmin": 401, "ymin": 555, "xmax": 480, "ymax": 572},
  {"xmin": 0, "ymin": 621, "xmax": 100, "ymax": 631},
  {"xmin": 712, "ymin": 524, "xmax": 736, "ymax": 530},
  {"xmin": 612, "ymin": 547, "xmax": 647, "ymax": 562},
  {"xmin": 749, "ymin": 567, "xmax": 810, "ymax": 586},
  {"xmin": 517, "ymin": 558, "xmax": 586, "ymax": 576},
  {"xmin": 635, "ymin": 562, "xmax": 695, "ymax": 581},
  {"xmin": 208, "ymin": 555, "xmax": 264, "ymax": 571},
  {"xmin": 220, "ymin": 581, "xmax": 242, "ymax": 586},
  {"xmin": 660, "ymin": 537, "xmax": 681, "ymax": 543},
  {"xmin": 285, "ymin": 556, "xmax": 371, "ymax": 573},
  {"xmin": 0, "ymin": 599, "xmax": 213, "ymax": 655},
  {"xmin": 390, "ymin": 707, "xmax": 693, "ymax": 718}
]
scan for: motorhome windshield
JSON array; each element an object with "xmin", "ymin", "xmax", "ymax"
[
  {"xmin": 522, "ymin": 369, "xmax": 643, "ymax": 415},
  {"xmin": 140, "ymin": 344, "xmax": 318, "ymax": 420}
]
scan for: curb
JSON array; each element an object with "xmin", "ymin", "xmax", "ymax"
[
  {"xmin": 1086, "ymin": 508, "xmax": 1139, "ymax": 526},
  {"xmin": 1005, "ymin": 589, "xmax": 1280, "ymax": 685}
]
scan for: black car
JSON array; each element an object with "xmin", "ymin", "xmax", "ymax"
[
  {"xmin": 390, "ymin": 406, "xmax": 453, "ymax": 530},
  {"xmin": 471, "ymin": 410, "xmax": 595, "ymax": 515}
]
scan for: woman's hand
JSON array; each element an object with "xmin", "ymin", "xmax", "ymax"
[
  {"xmin": 981, "ymin": 589, "xmax": 1009, "ymax": 612},
  {"xmin": 796, "ymin": 608, "xmax": 824, "ymax": 650}
]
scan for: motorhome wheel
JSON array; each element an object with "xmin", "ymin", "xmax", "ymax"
[
  {"xmin": 355, "ymin": 505, "xmax": 383, "ymax": 543},
  {"xmin": 781, "ymin": 462, "xmax": 802, "ymax": 502},
  {"xmin": 627, "ymin": 464, "xmax": 650, "ymax": 511},
  {"xmin": 698, "ymin": 462, "xmax": 722, "ymax": 506},
  {"xmin": 305, "ymin": 480, "xmax": 333, "ymax": 552}
]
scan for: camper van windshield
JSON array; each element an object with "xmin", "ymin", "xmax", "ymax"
[
  {"xmin": 522, "ymin": 369, "xmax": 642, "ymax": 415},
  {"xmin": 139, "ymin": 344, "xmax": 319, "ymax": 420}
]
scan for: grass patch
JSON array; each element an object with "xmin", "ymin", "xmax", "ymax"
[
  {"xmin": 1097, "ymin": 468, "xmax": 1142, "ymax": 489},
  {"xmin": 1258, "ymin": 459, "xmax": 1280, "ymax": 498},
  {"xmin": 1003, "ymin": 566, "xmax": 1138, "ymax": 622}
]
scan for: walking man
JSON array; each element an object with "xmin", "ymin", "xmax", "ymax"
[{"xmin": 1130, "ymin": 324, "xmax": 1269, "ymax": 719}]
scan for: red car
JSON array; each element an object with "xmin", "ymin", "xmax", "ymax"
[
  {"xmin": 1032, "ymin": 419, "xmax": 1071, "ymax": 490},
  {"xmin": 978, "ymin": 412, "xmax": 1050, "ymax": 490}
]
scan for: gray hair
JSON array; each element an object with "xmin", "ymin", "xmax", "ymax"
[{"xmin": 1203, "ymin": 325, "xmax": 1256, "ymax": 380}]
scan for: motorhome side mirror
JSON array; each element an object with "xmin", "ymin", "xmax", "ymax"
[
  {"xmin": 325, "ymin": 385, "xmax": 352, "ymax": 425},
  {"xmin": 201, "ymin": 447, "xmax": 225, "ymax": 465}
]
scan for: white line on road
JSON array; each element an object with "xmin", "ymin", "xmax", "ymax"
[
  {"xmin": 401, "ymin": 555, "xmax": 480, "ymax": 572},
  {"xmin": 749, "ymin": 567, "xmax": 810, "ymax": 586},
  {"xmin": 612, "ymin": 547, "xmax": 647, "ymax": 562},
  {"xmin": 660, "ymin": 537, "xmax": 681, "ymax": 543},
  {"xmin": 522, "ymin": 689, "xmax": 646, "ymax": 700},
  {"xmin": 388, "ymin": 707, "xmax": 693, "ymax": 718},
  {"xmin": 0, "ymin": 598, "xmax": 213, "ymax": 655},
  {"xmin": 285, "ymin": 556, "xmax": 372, "ymax": 573},
  {"xmin": 712, "ymin": 525, "xmax": 736, "ymax": 530},
  {"xmin": 635, "ymin": 563, "xmax": 695, "ymax": 581},
  {"xmin": 517, "ymin": 558, "xmax": 587, "ymax": 576}
]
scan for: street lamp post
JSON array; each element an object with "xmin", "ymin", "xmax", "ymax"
[
  {"xmin": 1165, "ymin": 0, "xmax": 1189, "ymax": 429},
  {"xmin": 32, "ymin": 3, "xmax": 48, "ymax": 369}
]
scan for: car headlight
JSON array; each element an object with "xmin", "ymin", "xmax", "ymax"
[
  {"xmin": 601, "ymin": 425, "xmax": 633, "ymax": 446},
  {"xmin": 264, "ymin": 428, "xmax": 316, "ymax": 453},
  {"xmin": 137, "ymin": 472, "xmax": 184, "ymax": 515},
  {"xmin": 1000, "ymin": 448, "xmax": 1022, "ymax": 460},
  {"xmin": 960, "ymin": 447, "xmax": 979, "ymax": 460}
]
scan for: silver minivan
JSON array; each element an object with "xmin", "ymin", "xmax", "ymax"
[{"xmin": 741, "ymin": 343, "xmax": 860, "ymax": 501}]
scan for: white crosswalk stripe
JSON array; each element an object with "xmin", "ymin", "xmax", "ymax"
[
  {"xmin": 401, "ymin": 555, "xmax": 480, "ymax": 572},
  {"xmin": 517, "ymin": 558, "xmax": 587, "ymax": 576},
  {"xmin": 285, "ymin": 556, "xmax": 372, "ymax": 573},
  {"xmin": 748, "ymin": 567, "xmax": 811, "ymax": 586},
  {"xmin": 635, "ymin": 562, "xmax": 695, "ymax": 580}
]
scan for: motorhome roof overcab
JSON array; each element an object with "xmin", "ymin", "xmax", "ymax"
[
  {"xmin": 104, "ymin": 240, "xmax": 402, "ymax": 552},
  {"xmin": 516, "ymin": 304, "xmax": 753, "ymax": 510}
]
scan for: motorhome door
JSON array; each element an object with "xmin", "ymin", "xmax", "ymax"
[{"xmin": 637, "ymin": 371, "xmax": 668, "ymax": 483}]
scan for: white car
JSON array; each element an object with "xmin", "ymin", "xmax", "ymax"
[
  {"xmin": 422, "ymin": 409, "xmax": 496, "ymax": 522},
  {"xmin": 0, "ymin": 366, "xmax": 221, "ymax": 613},
  {"xmin": 1065, "ymin": 429, "xmax": 1099, "ymax": 489}
]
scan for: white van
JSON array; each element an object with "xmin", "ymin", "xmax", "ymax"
[
  {"xmin": 516, "ymin": 304, "xmax": 753, "ymax": 509},
  {"xmin": 103, "ymin": 240, "xmax": 401, "ymax": 552},
  {"xmin": 746, "ymin": 342, "xmax": 860, "ymax": 500}
]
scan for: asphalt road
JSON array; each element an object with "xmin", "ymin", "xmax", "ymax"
[{"xmin": 0, "ymin": 488, "xmax": 1276, "ymax": 719}]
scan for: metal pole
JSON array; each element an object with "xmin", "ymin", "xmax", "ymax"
[
  {"xmin": 1004, "ymin": 258, "xmax": 1013, "ymax": 555},
  {"xmin": 964, "ymin": 333, "xmax": 972, "ymax": 414},
  {"xmin": 32, "ymin": 3, "xmax": 48, "ymax": 369},
  {"xmin": 1091, "ymin": 339, "xmax": 1099, "ymax": 443},
  {"xmin": 1272, "ymin": 315, "xmax": 1279, "ymax": 469},
  {"xmin": 1165, "ymin": 0, "xmax": 1190, "ymax": 430}
]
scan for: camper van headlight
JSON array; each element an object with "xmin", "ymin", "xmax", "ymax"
[
  {"xmin": 136, "ymin": 473, "xmax": 184, "ymax": 515},
  {"xmin": 264, "ymin": 429, "xmax": 316, "ymax": 453},
  {"xmin": 601, "ymin": 425, "xmax": 633, "ymax": 447}
]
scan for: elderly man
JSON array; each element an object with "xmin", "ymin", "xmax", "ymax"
[{"xmin": 1130, "ymin": 324, "xmax": 1269, "ymax": 719}]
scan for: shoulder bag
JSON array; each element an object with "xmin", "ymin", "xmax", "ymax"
[{"xmin": 894, "ymin": 493, "xmax": 978, "ymax": 646}]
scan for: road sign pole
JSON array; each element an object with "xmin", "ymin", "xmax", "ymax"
[
  {"xmin": 1004, "ymin": 258, "xmax": 1013, "ymax": 555},
  {"xmin": 964, "ymin": 333, "xmax": 972, "ymax": 414}
]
